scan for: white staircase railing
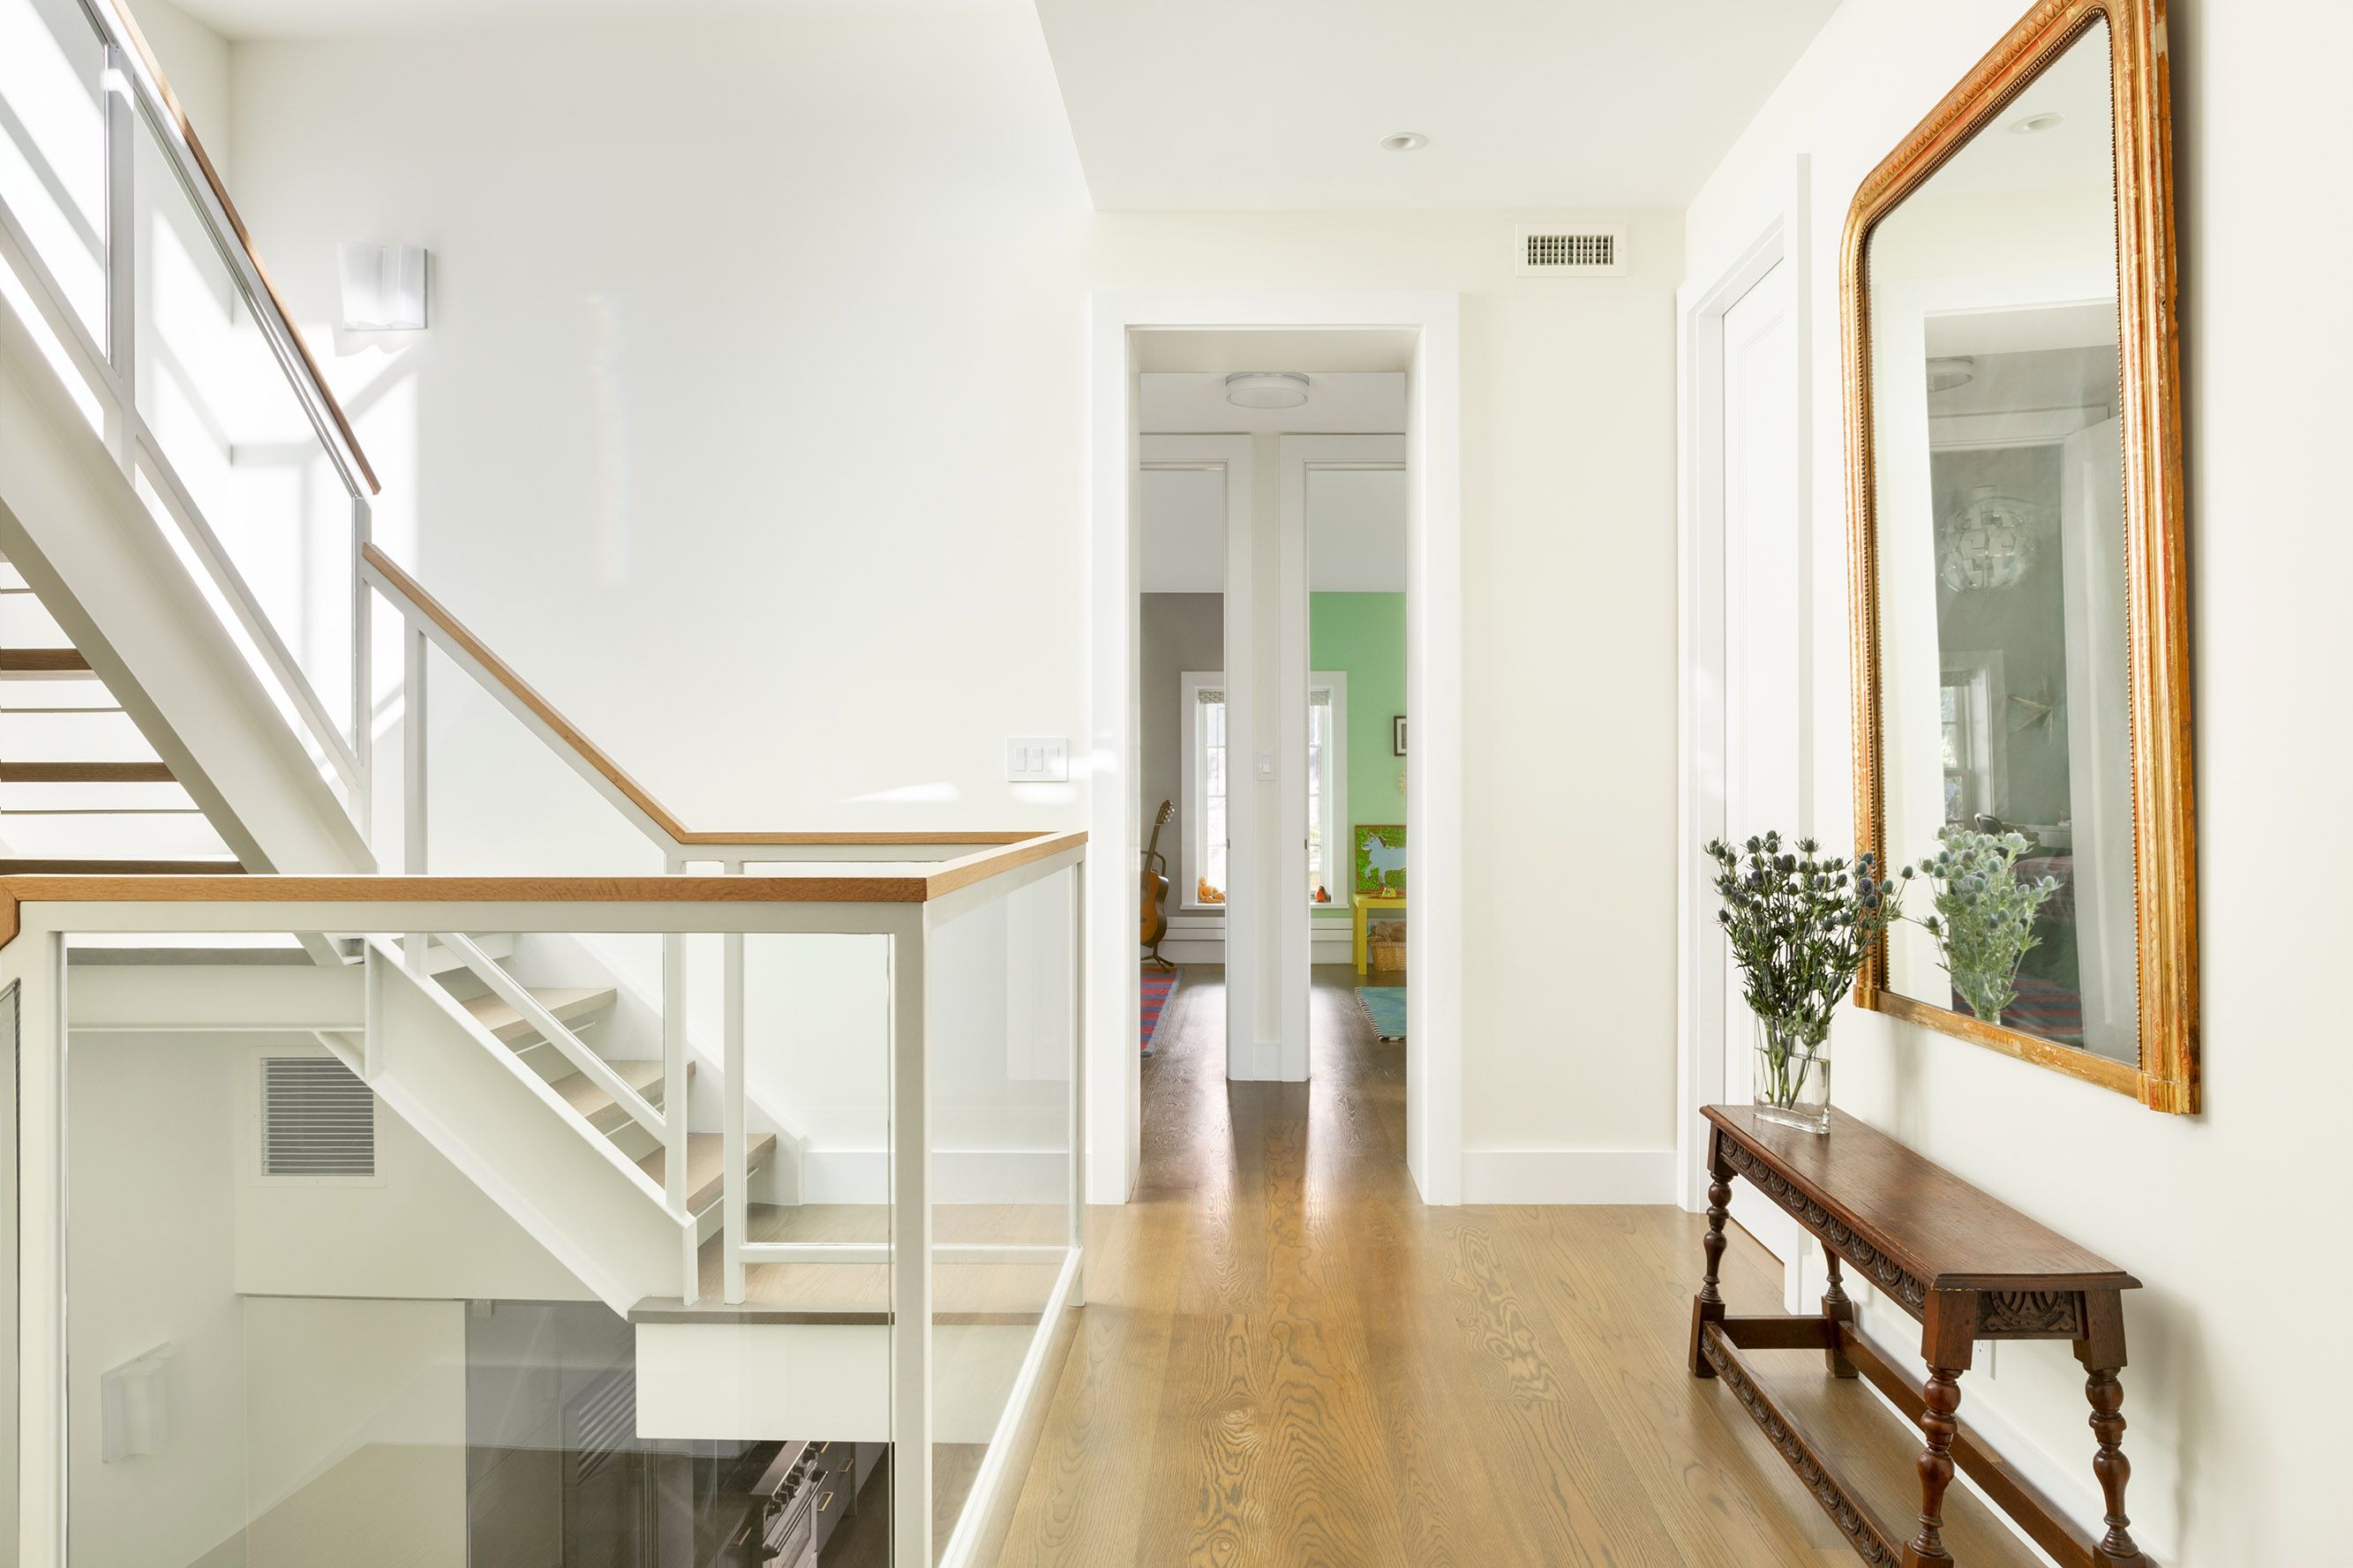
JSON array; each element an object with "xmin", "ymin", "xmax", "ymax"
[
  {"xmin": 0, "ymin": 856, "xmax": 1086, "ymax": 1568},
  {"xmin": 0, "ymin": 0, "xmax": 378, "ymax": 828}
]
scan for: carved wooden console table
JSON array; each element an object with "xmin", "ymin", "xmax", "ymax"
[{"xmin": 1691, "ymin": 1105, "xmax": 2147, "ymax": 1567}]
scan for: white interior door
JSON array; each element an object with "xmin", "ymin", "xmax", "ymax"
[{"xmin": 1719, "ymin": 261, "xmax": 1806, "ymax": 1270}]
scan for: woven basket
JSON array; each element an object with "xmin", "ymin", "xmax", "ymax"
[{"xmin": 1370, "ymin": 941, "xmax": 1407, "ymax": 972}]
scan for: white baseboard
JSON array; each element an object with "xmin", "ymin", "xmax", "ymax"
[
  {"xmin": 803, "ymin": 1149, "xmax": 1068, "ymax": 1206},
  {"xmin": 1459, "ymin": 1149, "xmax": 1677, "ymax": 1204},
  {"xmin": 1155, "ymin": 917, "xmax": 1354, "ymax": 966}
]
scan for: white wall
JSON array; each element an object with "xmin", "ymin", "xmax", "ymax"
[
  {"xmin": 68, "ymin": 1034, "xmax": 252, "ymax": 1568},
  {"xmin": 65, "ymin": 1034, "xmax": 478, "ymax": 1568},
  {"xmin": 226, "ymin": 4, "xmax": 1095, "ymax": 847},
  {"xmin": 236, "ymin": 1039, "xmax": 593, "ymax": 1303},
  {"xmin": 242, "ymin": 1296, "xmax": 467, "ymax": 1568},
  {"xmin": 1095, "ymin": 213, "xmax": 1685, "ymax": 1183},
  {"xmin": 1685, "ymin": 1, "xmax": 2353, "ymax": 1558},
  {"xmin": 219, "ymin": 11, "xmax": 1686, "ymax": 1194},
  {"xmin": 136, "ymin": 0, "xmax": 234, "ymax": 151}
]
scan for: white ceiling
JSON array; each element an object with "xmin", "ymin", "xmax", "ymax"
[
  {"xmin": 1034, "ymin": 0, "xmax": 1842, "ymax": 209},
  {"xmin": 1925, "ymin": 21, "xmax": 2115, "ymax": 200},
  {"xmin": 1139, "ymin": 372, "xmax": 1404, "ymax": 434}
]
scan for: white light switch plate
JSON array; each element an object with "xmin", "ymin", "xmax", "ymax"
[
  {"xmin": 1006, "ymin": 736, "xmax": 1069, "ymax": 783},
  {"xmin": 1254, "ymin": 749, "xmax": 1275, "ymax": 781}
]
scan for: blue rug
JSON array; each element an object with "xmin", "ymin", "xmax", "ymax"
[{"xmin": 1356, "ymin": 987, "xmax": 1406, "ymax": 1040}]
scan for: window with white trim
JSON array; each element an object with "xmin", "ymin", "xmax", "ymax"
[
  {"xmin": 1181, "ymin": 674, "xmax": 1228, "ymax": 909},
  {"xmin": 1179, "ymin": 671, "xmax": 1346, "ymax": 912},
  {"xmin": 1307, "ymin": 677, "xmax": 1348, "ymax": 904}
]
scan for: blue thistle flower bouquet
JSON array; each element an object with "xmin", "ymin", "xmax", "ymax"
[
  {"xmin": 1704, "ymin": 831, "xmax": 1906, "ymax": 1133},
  {"xmin": 1912, "ymin": 826, "xmax": 2059, "ymax": 1025}
]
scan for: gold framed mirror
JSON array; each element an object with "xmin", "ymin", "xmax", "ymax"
[{"xmin": 1843, "ymin": 0, "xmax": 2196, "ymax": 1112}]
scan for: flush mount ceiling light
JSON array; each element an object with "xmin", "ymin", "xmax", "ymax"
[
  {"xmin": 1926, "ymin": 356, "xmax": 1976, "ymax": 394},
  {"xmin": 1379, "ymin": 131, "xmax": 1428, "ymax": 152},
  {"xmin": 1224, "ymin": 371, "xmax": 1312, "ymax": 409},
  {"xmin": 2010, "ymin": 111, "xmax": 2065, "ymax": 134}
]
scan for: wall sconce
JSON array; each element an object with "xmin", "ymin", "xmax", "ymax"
[
  {"xmin": 100, "ymin": 1343, "xmax": 177, "ymax": 1461},
  {"xmin": 336, "ymin": 242, "xmax": 429, "ymax": 331}
]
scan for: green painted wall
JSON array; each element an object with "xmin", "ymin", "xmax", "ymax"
[{"xmin": 1311, "ymin": 593, "xmax": 1406, "ymax": 916}]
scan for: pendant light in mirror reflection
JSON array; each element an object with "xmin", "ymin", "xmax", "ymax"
[
  {"xmin": 1935, "ymin": 485, "xmax": 2047, "ymax": 592},
  {"xmin": 336, "ymin": 242, "xmax": 430, "ymax": 331}
]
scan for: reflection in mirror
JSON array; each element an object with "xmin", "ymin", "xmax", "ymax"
[{"xmin": 1867, "ymin": 19, "xmax": 2139, "ymax": 1063}]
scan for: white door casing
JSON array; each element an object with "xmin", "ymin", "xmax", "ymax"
[
  {"xmin": 1718, "ymin": 259, "xmax": 1807, "ymax": 1272},
  {"xmin": 1090, "ymin": 292, "xmax": 1462, "ymax": 1205}
]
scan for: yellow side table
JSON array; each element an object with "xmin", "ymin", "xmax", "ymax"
[{"xmin": 1353, "ymin": 892, "xmax": 1408, "ymax": 976}]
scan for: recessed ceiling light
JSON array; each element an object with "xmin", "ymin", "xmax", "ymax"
[
  {"xmin": 1224, "ymin": 371, "xmax": 1311, "ymax": 409},
  {"xmin": 1379, "ymin": 131, "xmax": 1428, "ymax": 153},
  {"xmin": 2011, "ymin": 111, "xmax": 2064, "ymax": 134}
]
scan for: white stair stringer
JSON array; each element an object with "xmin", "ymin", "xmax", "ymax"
[
  {"xmin": 341, "ymin": 939, "xmax": 691, "ymax": 1314},
  {"xmin": 0, "ymin": 294, "xmax": 372, "ymax": 879}
]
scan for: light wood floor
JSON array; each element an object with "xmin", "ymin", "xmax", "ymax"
[{"xmin": 987, "ymin": 964, "xmax": 2041, "ymax": 1568}]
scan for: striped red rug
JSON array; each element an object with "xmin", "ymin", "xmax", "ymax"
[{"xmin": 1141, "ymin": 967, "xmax": 1181, "ymax": 1055}]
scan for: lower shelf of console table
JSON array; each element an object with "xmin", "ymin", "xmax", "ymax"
[{"xmin": 1692, "ymin": 1104, "xmax": 2151, "ymax": 1568}]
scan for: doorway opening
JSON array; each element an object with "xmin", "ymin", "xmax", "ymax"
[{"xmin": 1091, "ymin": 296, "xmax": 1462, "ymax": 1207}]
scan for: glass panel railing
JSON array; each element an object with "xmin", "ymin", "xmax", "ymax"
[
  {"xmin": 1, "ymin": 980, "xmax": 17, "ymax": 1557},
  {"xmin": 404, "ymin": 633, "xmax": 665, "ymax": 877},
  {"xmin": 130, "ymin": 112, "xmax": 357, "ymax": 773},
  {"xmin": 925, "ymin": 860, "xmax": 1080, "ymax": 1559},
  {"xmin": 55, "ymin": 916, "xmax": 904, "ymax": 1568},
  {"xmin": 0, "ymin": 0, "xmax": 104, "ymax": 346}
]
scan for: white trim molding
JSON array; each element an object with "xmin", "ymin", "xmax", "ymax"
[
  {"xmin": 1675, "ymin": 159, "xmax": 1813, "ymax": 1219},
  {"xmin": 1460, "ymin": 1150, "xmax": 1678, "ymax": 1205}
]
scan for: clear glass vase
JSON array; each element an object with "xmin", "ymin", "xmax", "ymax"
[{"xmin": 1752, "ymin": 1014, "xmax": 1831, "ymax": 1134}]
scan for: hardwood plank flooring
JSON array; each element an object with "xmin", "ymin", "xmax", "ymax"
[{"xmin": 988, "ymin": 964, "xmax": 2041, "ymax": 1568}]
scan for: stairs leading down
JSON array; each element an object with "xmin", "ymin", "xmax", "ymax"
[
  {"xmin": 0, "ymin": 553, "xmax": 243, "ymax": 874},
  {"xmin": 437, "ymin": 966, "xmax": 776, "ymax": 1202},
  {"xmin": 366, "ymin": 949, "xmax": 786, "ymax": 1297}
]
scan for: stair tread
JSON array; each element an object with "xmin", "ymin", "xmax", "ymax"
[
  {"xmin": 0, "ymin": 761, "xmax": 176, "ymax": 782},
  {"xmin": 637, "ymin": 1131, "xmax": 778, "ymax": 1213},
  {"xmin": 460, "ymin": 985, "xmax": 617, "ymax": 1043},
  {"xmin": 550, "ymin": 1056, "xmax": 693, "ymax": 1129},
  {"xmin": 0, "ymin": 649, "xmax": 90, "ymax": 674},
  {"xmin": 633, "ymin": 1203, "xmax": 1070, "ymax": 1324}
]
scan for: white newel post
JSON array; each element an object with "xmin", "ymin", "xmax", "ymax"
[
  {"xmin": 722, "ymin": 927, "xmax": 747, "ymax": 1304},
  {"xmin": 890, "ymin": 913, "xmax": 932, "ymax": 1568}
]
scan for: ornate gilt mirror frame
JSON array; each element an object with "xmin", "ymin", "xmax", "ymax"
[{"xmin": 1843, "ymin": 0, "xmax": 2198, "ymax": 1112}]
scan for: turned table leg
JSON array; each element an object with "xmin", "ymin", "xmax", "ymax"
[
  {"xmin": 1821, "ymin": 1251, "xmax": 1858, "ymax": 1378},
  {"xmin": 1903, "ymin": 1366, "xmax": 1965, "ymax": 1565},
  {"xmin": 2076, "ymin": 1292, "xmax": 2141, "ymax": 1561},
  {"xmin": 1688, "ymin": 1138, "xmax": 1732, "ymax": 1377},
  {"xmin": 1904, "ymin": 1292, "xmax": 1975, "ymax": 1567}
]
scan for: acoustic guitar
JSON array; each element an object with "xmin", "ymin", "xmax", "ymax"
[{"xmin": 1140, "ymin": 799, "xmax": 1176, "ymax": 971}]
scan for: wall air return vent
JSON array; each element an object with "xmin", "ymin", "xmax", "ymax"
[
  {"xmin": 260, "ymin": 1054, "xmax": 375, "ymax": 1177},
  {"xmin": 1516, "ymin": 227, "xmax": 1624, "ymax": 276}
]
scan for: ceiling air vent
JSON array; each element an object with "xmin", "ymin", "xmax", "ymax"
[
  {"xmin": 261, "ymin": 1055, "xmax": 374, "ymax": 1177},
  {"xmin": 1517, "ymin": 226, "xmax": 1624, "ymax": 277}
]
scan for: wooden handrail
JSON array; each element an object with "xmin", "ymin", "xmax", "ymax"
[
  {"xmin": 95, "ymin": 0, "xmax": 380, "ymax": 494},
  {"xmin": 360, "ymin": 543, "xmax": 1053, "ymax": 851},
  {"xmin": 0, "ymin": 831, "xmax": 1086, "ymax": 948}
]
